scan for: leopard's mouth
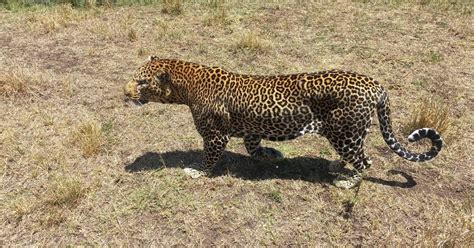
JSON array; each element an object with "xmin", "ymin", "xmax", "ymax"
[
  {"xmin": 123, "ymin": 96, "xmax": 148, "ymax": 106},
  {"xmin": 132, "ymin": 99, "xmax": 149, "ymax": 105},
  {"xmin": 124, "ymin": 80, "xmax": 149, "ymax": 105}
]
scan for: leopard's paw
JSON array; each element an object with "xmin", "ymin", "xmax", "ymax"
[
  {"xmin": 183, "ymin": 163, "xmax": 208, "ymax": 179},
  {"xmin": 253, "ymin": 147, "xmax": 284, "ymax": 160},
  {"xmin": 332, "ymin": 171, "xmax": 363, "ymax": 189}
]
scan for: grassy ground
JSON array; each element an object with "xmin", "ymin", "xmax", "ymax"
[{"xmin": 1, "ymin": 1, "xmax": 473, "ymax": 246}]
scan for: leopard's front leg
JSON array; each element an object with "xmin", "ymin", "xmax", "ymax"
[
  {"xmin": 184, "ymin": 134, "xmax": 229, "ymax": 178},
  {"xmin": 203, "ymin": 134, "xmax": 230, "ymax": 173},
  {"xmin": 185, "ymin": 107, "xmax": 230, "ymax": 178}
]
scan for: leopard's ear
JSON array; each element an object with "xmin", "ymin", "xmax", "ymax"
[
  {"xmin": 148, "ymin": 55, "xmax": 159, "ymax": 61},
  {"xmin": 157, "ymin": 72, "xmax": 172, "ymax": 97}
]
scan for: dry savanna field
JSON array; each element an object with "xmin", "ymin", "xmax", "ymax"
[{"xmin": 1, "ymin": 0, "xmax": 473, "ymax": 246}]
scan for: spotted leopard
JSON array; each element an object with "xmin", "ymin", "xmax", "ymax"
[{"xmin": 124, "ymin": 57, "xmax": 443, "ymax": 188}]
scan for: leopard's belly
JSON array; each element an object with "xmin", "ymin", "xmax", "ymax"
[{"xmin": 229, "ymin": 114, "xmax": 323, "ymax": 141}]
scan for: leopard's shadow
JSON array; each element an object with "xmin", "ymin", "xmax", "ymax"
[{"xmin": 124, "ymin": 150, "xmax": 416, "ymax": 188}]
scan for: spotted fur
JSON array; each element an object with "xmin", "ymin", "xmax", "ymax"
[{"xmin": 124, "ymin": 57, "xmax": 443, "ymax": 174}]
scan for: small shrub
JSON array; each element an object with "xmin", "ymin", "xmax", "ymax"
[
  {"xmin": 402, "ymin": 97, "xmax": 451, "ymax": 137},
  {"xmin": 73, "ymin": 120, "xmax": 105, "ymax": 157},
  {"xmin": 161, "ymin": 0, "xmax": 183, "ymax": 15}
]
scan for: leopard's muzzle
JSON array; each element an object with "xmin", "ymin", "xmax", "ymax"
[{"xmin": 123, "ymin": 80, "xmax": 148, "ymax": 106}]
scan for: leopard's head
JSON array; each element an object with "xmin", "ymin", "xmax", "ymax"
[{"xmin": 124, "ymin": 56, "xmax": 180, "ymax": 105}]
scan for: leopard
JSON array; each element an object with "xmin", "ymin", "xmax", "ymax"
[{"xmin": 123, "ymin": 56, "xmax": 443, "ymax": 189}]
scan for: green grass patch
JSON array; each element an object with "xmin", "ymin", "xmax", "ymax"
[
  {"xmin": 266, "ymin": 190, "xmax": 283, "ymax": 203},
  {"xmin": 428, "ymin": 51, "xmax": 443, "ymax": 63}
]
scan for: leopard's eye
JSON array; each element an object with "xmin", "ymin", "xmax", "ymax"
[{"xmin": 137, "ymin": 79, "xmax": 148, "ymax": 85}]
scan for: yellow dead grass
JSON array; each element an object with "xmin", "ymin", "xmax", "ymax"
[
  {"xmin": 402, "ymin": 97, "xmax": 452, "ymax": 138},
  {"xmin": 161, "ymin": 0, "xmax": 183, "ymax": 15},
  {"xmin": 43, "ymin": 177, "xmax": 87, "ymax": 207},
  {"xmin": 72, "ymin": 121, "xmax": 105, "ymax": 157},
  {"xmin": 234, "ymin": 32, "xmax": 270, "ymax": 53},
  {"xmin": 0, "ymin": 73, "xmax": 29, "ymax": 97}
]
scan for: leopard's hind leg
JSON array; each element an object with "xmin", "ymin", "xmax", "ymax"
[
  {"xmin": 327, "ymin": 137, "xmax": 371, "ymax": 189},
  {"xmin": 244, "ymin": 135, "xmax": 284, "ymax": 160},
  {"xmin": 326, "ymin": 109, "xmax": 373, "ymax": 189}
]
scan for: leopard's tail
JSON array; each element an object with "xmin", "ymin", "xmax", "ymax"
[{"xmin": 376, "ymin": 91, "xmax": 443, "ymax": 162}]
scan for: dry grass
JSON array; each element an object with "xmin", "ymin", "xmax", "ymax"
[
  {"xmin": 72, "ymin": 121, "xmax": 105, "ymax": 157},
  {"xmin": 353, "ymin": 0, "xmax": 472, "ymax": 13},
  {"xmin": 128, "ymin": 28, "xmax": 138, "ymax": 42},
  {"xmin": 402, "ymin": 97, "xmax": 452, "ymax": 137},
  {"xmin": 84, "ymin": 0, "xmax": 97, "ymax": 9},
  {"xmin": 0, "ymin": 69, "xmax": 48, "ymax": 98},
  {"xmin": 234, "ymin": 32, "xmax": 270, "ymax": 54},
  {"xmin": 1, "ymin": 1, "xmax": 473, "ymax": 246},
  {"xmin": 43, "ymin": 177, "xmax": 87, "ymax": 207},
  {"xmin": 7, "ymin": 195, "xmax": 35, "ymax": 222},
  {"xmin": 161, "ymin": 0, "xmax": 183, "ymax": 15},
  {"xmin": 24, "ymin": 4, "xmax": 93, "ymax": 33},
  {"xmin": 203, "ymin": 1, "xmax": 231, "ymax": 27},
  {"xmin": 0, "ymin": 72, "xmax": 29, "ymax": 97}
]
